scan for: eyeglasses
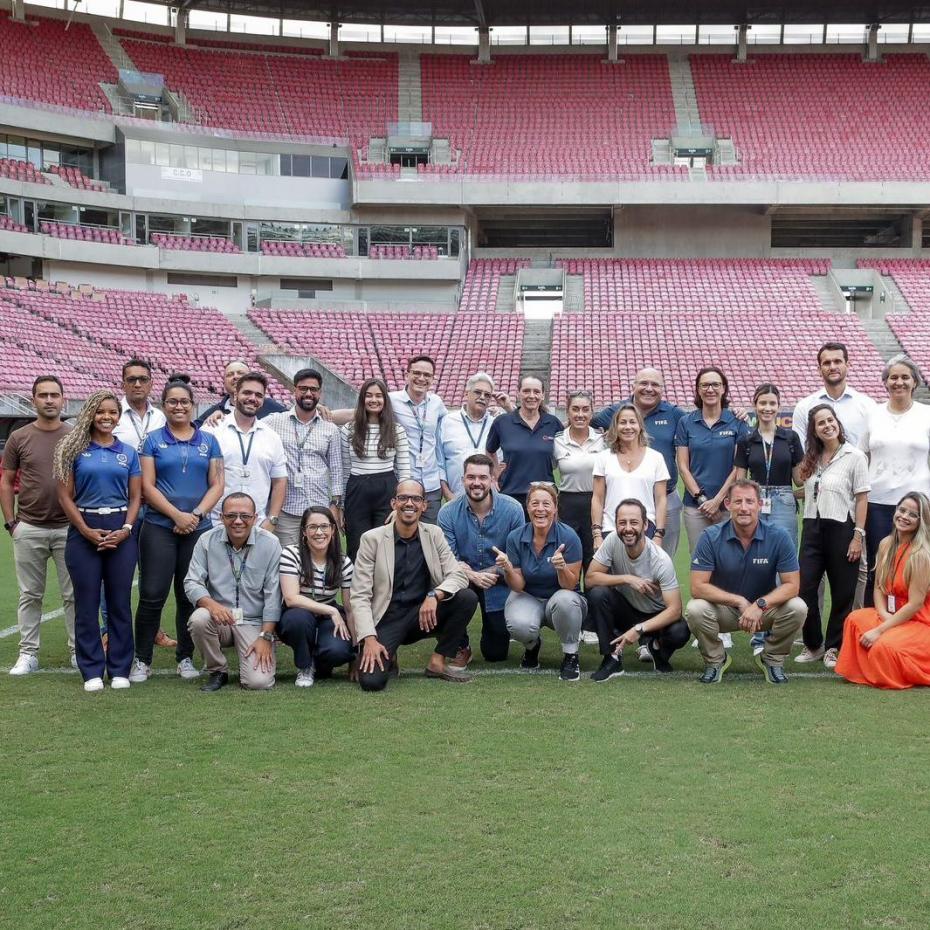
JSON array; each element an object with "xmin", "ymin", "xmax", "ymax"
[
  {"xmin": 699, "ymin": 382, "xmax": 723, "ymax": 391},
  {"xmin": 395, "ymin": 494, "xmax": 425, "ymax": 504},
  {"xmin": 409, "ymin": 370, "xmax": 434, "ymax": 380},
  {"xmin": 164, "ymin": 398, "xmax": 192, "ymax": 407},
  {"xmin": 305, "ymin": 523, "xmax": 333, "ymax": 534},
  {"xmin": 295, "ymin": 386, "xmax": 321, "ymax": 395},
  {"xmin": 896, "ymin": 506, "xmax": 920, "ymax": 520},
  {"xmin": 471, "ymin": 390, "xmax": 493, "ymax": 399},
  {"xmin": 222, "ymin": 512, "xmax": 255, "ymax": 522},
  {"xmin": 124, "ymin": 375, "xmax": 151, "ymax": 385}
]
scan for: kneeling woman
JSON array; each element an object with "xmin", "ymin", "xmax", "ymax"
[
  {"xmin": 837, "ymin": 492, "xmax": 930, "ymax": 689},
  {"xmin": 55, "ymin": 390, "xmax": 141, "ymax": 692},
  {"xmin": 277, "ymin": 506, "xmax": 355, "ymax": 686},
  {"xmin": 495, "ymin": 482, "xmax": 587, "ymax": 681}
]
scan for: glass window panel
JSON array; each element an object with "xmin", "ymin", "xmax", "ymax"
[
  {"xmin": 434, "ymin": 26, "xmax": 477, "ymax": 45},
  {"xmin": 747, "ymin": 25, "xmax": 782, "ymax": 44},
  {"xmin": 280, "ymin": 154, "xmax": 292, "ymax": 176},
  {"xmin": 226, "ymin": 149, "xmax": 238, "ymax": 173},
  {"xmin": 212, "ymin": 149, "xmax": 227, "ymax": 172},
  {"xmin": 229, "ymin": 14, "xmax": 278, "ymax": 35},
  {"xmin": 154, "ymin": 142, "xmax": 170, "ymax": 166},
  {"xmin": 330, "ymin": 157, "xmax": 348, "ymax": 179},
  {"xmin": 571, "ymin": 26, "xmax": 606, "ymax": 45},
  {"xmin": 255, "ymin": 153, "xmax": 275, "ymax": 175},
  {"xmin": 878, "ymin": 24, "xmax": 910, "ymax": 43},
  {"xmin": 490, "ymin": 26, "xmax": 526, "ymax": 45},
  {"xmin": 125, "ymin": 138, "xmax": 140, "ymax": 162},
  {"xmin": 529, "ymin": 26, "xmax": 569, "ymax": 45},
  {"xmin": 291, "ymin": 154, "xmax": 310, "ymax": 176},
  {"xmin": 183, "ymin": 145, "xmax": 199, "ymax": 170},
  {"xmin": 41, "ymin": 147, "xmax": 60, "ymax": 169},
  {"xmin": 282, "ymin": 19, "xmax": 329, "ymax": 39},
  {"xmin": 656, "ymin": 25, "xmax": 697, "ymax": 44},
  {"xmin": 311, "ymin": 155, "xmax": 329, "ymax": 177},
  {"xmin": 699, "ymin": 25, "xmax": 737, "ymax": 44},
  {"xmin": 618, "ymin": 26, "xmax": 654, "ymax": 45},
  {"xmin": 169, "ymin": 144, "xmax": 184, "ymax": 167},
  {"xmin": 826, "ymin": 24, "xmax": 868, "ymax": 43},
  {"xmin": 339, "ymin": 23, "xmax": 381, "ymax": 42},
  {"xmin": 783, "ymin": 24, "xmax": 824, "ymax": 44},
  {"xmin": 7, "ymin": 136, "xmax": 25, "ymax": 161},
  {"xmin": 122, "ymin": 0, "xmax": 168, "ymax": 25},
  {"xmin": 384, "ymin": 25, "xmax": 432, "ymax": 43},
  {"xmin": 188, "ymin": 9, "xmax": 226, "ymax": 31},
  {"xmin": 911, "ymin": 24, "xmax": 930, "ymax": 41},
  {"xmin": 239, "ymin": 151, "xmax": 256, "ymax": 174},
  {"xmin": 26, "ymin": 143, "xmax": 42, "ymax": 168},
  {"xmin": 139, "ymin": 139, "xmax": 155, "ymax": 164},
  {"xmin": 199, "ymin": 147, "xmax": 213, "ymax": 171}
]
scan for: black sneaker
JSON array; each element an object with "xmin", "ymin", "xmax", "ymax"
[
  {"xmin": 559, "ymin": 652, "xmax": 581, "ymax": 682},
  {"xmin": 590, "ymin": 654, "xmax": 624, "ymax": 682},
  {"xmin": 521, "ymin": 638, "xmax": 542, "ymax": 670},
  {"xmin": 755, "ymin": 653, "xmax": 789, "ymax": 684},
  {"xmin": 646, "ymin": 637, "xmax": 674, "ymax": 674},
  {"xmin": 697, "ymin": 652, "xmax": 732, "ymax": 684}
]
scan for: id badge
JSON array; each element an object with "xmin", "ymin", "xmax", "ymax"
[
  {"xmin": 416, "ymin": 453, "xmax": 429, "ymax": 469},
  {"xmin": 293, "ymin": 472, "xmax": 304, "ymax": 489},
  {"xmin": 240, "ymin": 467, "xmax": 251, "ymax": 478},
  {"xmin": 760, "ymin": 495, "xmax": 772, "ymax": 515},
  {"xmin": 232, "ymin": 607, "xmax": 244, "ymax": 624},
  {"xmin": 887, "ymin": 594, "xmax": 896, "ymax": 614}
]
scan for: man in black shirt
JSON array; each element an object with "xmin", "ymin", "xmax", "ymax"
[{"xmin": 195, "ymin": 359, "xmax": 285, "ymax": 427}]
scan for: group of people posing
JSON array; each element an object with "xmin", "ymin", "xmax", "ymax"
[{"xmin": 3, "ymin": 343, "xmax": 930, "ymax": 692}]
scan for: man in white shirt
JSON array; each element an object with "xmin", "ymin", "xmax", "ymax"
[
  {"xmin": 438, "ymin": 372, "xmax": 510, "ymax": 499},
  {"xmin": 792, "ymin": 342, "xmax": 877, "ymax": 449},
  {"xmin": 113, "ymin": 359, "xmax": 166, "ymax": 453},
  {"xmin": 204, "ymin": 371, "xmax": 287, "ymax": 529}
]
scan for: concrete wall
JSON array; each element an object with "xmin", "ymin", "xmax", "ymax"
[{"xmin": 614, "ymin": 206, "xmax": 771, "ymax": 256}]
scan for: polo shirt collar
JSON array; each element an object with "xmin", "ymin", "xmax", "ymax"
[
  {"xmin": 518, "ymin": 519, "xmax": 558, "ymax": 546},
  {"xmin": 750, "ymin": 426, "xmax": 792, "ymax": 443},
  {"xmin": 622, "ymin": 397, "xmax": 670, "ymax": 418},
  {"xmin": 163, "ymin": 425, "xmax": 202, "ymax": 446},
  {"xmin": 721, "ymin": 517, "xmax": 765, "ymax": 545},
  {"xmin": 560, "ymin": 426, "xmax": 600, "ymax": 448},
  {"xmin": 88, "ymin": 439, "xmax": 125, "ymax": 453},
  {"xmin": 696, "ymin": 407, "xmax": 738, "ymax": 427}
]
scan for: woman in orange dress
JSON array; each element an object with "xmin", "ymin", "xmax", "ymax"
[{"xmin": 836, "ymin": 492, "xmax": 930, "ymax": 689}]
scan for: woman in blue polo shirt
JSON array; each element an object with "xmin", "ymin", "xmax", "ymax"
[
  {"xmin": 486, "ymin": 376, "xmax": 564, "ymax": 514},
  {"xmin": 130, "ymin": 376, "xmax": 225, "ymax": 684},
  {"xmin": 495, "ymin": 482, "xmax": 587, "ymax": 681},
  {"xmin": 55, "ymin": 390, "xmax": 142, "ymax": 692},
  {"xmin": 676, "ymin": 366, "xmax": 749, "ymax": 554}
]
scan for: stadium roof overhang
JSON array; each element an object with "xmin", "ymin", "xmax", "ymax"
[{"xmin": 165, "ymin": 0, "xmax": 930, "ymax": 26}]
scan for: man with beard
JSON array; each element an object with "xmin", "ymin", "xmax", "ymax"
[
  {"xmin": 438, "ymin": 453, "xmax": 525, "ymax": 667},
  {"xmin": 351, "ymin": 479, "xmax": 477, "ymax": 691},
  {"xmin": 586, "ymin": 499, "xmax": 688, "ymax": 681},
  {"xmin": 204, "ymin": 371, "xmax": 286, "ymax": 529},
  {"xmin": 263, "ymin": 369, "xmax": 343, "ymax": 547},
  {"xmin": 195, "ymin": 358, "xmax": 285, "ymax": 427}
]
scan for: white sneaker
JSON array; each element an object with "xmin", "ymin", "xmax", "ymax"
[
  {"xmin": 70, "ymin": 653, "xmax": 78, "ymax": 669},
  {"xmin": 795, "ymin": 645, "xmax": 825, "ymax": 664},
  {"xmin": 177, "ymin": 658, "xmax": 201, "ymax": 679},
  {"xmin": 9, "ymin": 654, "xmax": 39, "ymax": 676},
  {"xmin": 295, "ymin": 666, "xmax": 315, "ymax": 688},
  {"xmin": 84, "ymin": 677, "xmax": 104, "ymax": 692},
  {"xmin": 720, "ymin": 632, "xmax": 734, "ymax": 649},
  {"xmin": 579, "ymin": 631, "xmax": 600, "ymax": 645},
  {"xmin": 110, "ymin": 676, "xmax": 131, "ymax": 689},
  {"xmin": 752, "ymin": 643, "xmax": 765, "ymax": 657},
  {"xmin": 128, "ymin": 658, "xmax": 150, "ymax": 683},
  {"xmin": 823, "ymin": 648, "xmax": 839, "ymax": 670},
  {"xmin": 637, "ymin": 644, "xmax": 652, "ymax": 663}
]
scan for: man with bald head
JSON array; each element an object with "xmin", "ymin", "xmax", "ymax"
[
  {"xmin": 349, "ymin": 479, "xmax": 478, "ymax": 691},
  {"xmin": 593, "ymin": 368, "xmax": 685, "ymax": 559},
  {"xmin": 195, "ymin": 359, "xmax": 286, "ymax": 427}
]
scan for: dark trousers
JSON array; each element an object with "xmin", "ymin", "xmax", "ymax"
[
  {"xmin": 359, "ymin": 588, "xmax": 478, "ymax": 692},
  {"xmin": 277, "ymin": 605, "xmax": 355, "ymax": 673},
  {"xmin": 799, "ymin": 516, "xmax": 858, "ymax": 651},
  {"xmin": 65, "ymin": 512, "xmax": 138, "ymax": 681},
  {"xmin": 135, "ymin": 521, "xmax": 201, "ymax": 664},
  {"xmin": 460, "ymin": 585, "xmax": 510, "ymax": 662},
  {"xmin": 863, "ymin": 502, "xmax": 896, "ymax": 608},
  {"xmin": 559, "ymin": 491, "xmax": 594, "ymax": 568},
  {"xmin": 344, "ymin": 471, "xmax": 395, "ymax": 560},
  {"xmin": 587, "ymin": 585, "xmax": 690, "ymax": 661}
]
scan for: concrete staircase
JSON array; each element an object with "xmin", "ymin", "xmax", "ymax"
[
  {"xmin": 715, "ymin": 137, "xmax": 739, "ymax": 165},
  {"xmin": 224, "ymin": 310, "xmax": 280, "ymax": 354},
  {"xmin": 667, "ymin": 55, "xmax": 701, "ymax": 128},
  {"xmin": 811, "ymin": 275, "xmax": 845, "ymax": 314},
  {"xmin": 520, "ymin": 318, "xmax": 553, "ymax": 387},
  {"xmin": 91, "ymin": 21, "xmax": 137, "ymax": 72},
  {"xmin": 398, "ymin": 52, "xmax": 423, "ymax": 123},
  {"xmin": 876, "ymin": 272, "xmax": 912, "ymax": 316},
  {"xmin": 651, "ymin": 138, "xmax": 673, "ymax": 166},
  {"xmin": 859, "ymin": 315, "xmax": 930, "ymax": 402},
  {"xmin": 495, "ymin": 275, "xmax": 517, "ymax": 312},
  {"xmin": 563, "ymin": 275, "xmax": 585, "ymax": 312}
]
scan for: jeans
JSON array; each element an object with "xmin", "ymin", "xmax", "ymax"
[
  {"xmin": 134, "ymin": 521, "xmax": 201, "ymax": 664},
  {"xmin": 459, "ymin": 585, "xmax": 510, "ymax": 662},
  {"xmin": 761, "ymin": 486, "xmax": 799, "ymax": 549},
  {"xmin": 863, "ymin": 502, "xmax": 896, "ymax": 608},
  {"xmin": 276, "ymin": 605, "xmax": 355, "ymax": 673},
  {"xmin": 65, "ymin": 512, "xmax": 138, "ymax": 681}
]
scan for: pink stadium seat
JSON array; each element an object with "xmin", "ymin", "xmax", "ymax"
[
  {"xmin": 152, "ymin": 232, "xmax": 241, "ymax": 254},
  {"xmin": 458, "ymin": 259, "xmax": 530, "ymax": 312}
]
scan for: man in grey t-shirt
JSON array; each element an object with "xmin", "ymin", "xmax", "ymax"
[{"xmin": 586, "ymin": 498, "xmax": 689, "ymax": 679}]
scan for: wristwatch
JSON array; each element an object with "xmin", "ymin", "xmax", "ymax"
[
  {"xmin": 654, "ymin": 528, "xmax": 666, "ymax": 538},
  {"xmin": 258, "ymin": 630, "xmax": 275, "ymax": 643},
  {"xmin": 330, "ymin": 496, "xmax": 343, "ymax": 507},
  {"xmin": 696, "ymin": 492, "xmax": 708, "ymax": 505},
  {"xmin": 756, "ymin": 598, "xmax": 768, "ymax": 611},
  {"xmin": 268, "ymin": 515, "xmax": 279, "ymax": 526},
  {"xmin": 854, "ymin": 527, "xmax": 866, "ymax": 538},
  {"xmin": 634, "ymin": 623, "xmax": 645, "ymax": 636},
  {"xmin": 4, "ymin": 520, "xmax": 16, "ymax": 533},
  {"xmin": 426, "ymin": 589, "xmax": 438, "ymax": 600},
  {"xmin": 121, "ymin": 523, "xmax": 133, "ymax": 533},
  {"xmin": 192, "ymin": 508, "xmax": 203, "ymax": 519}
]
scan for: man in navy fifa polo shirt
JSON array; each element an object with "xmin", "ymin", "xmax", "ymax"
[
  {"xmin": 685, "ymin": 479, "xmax": 806, "ymax": 685},
  {"xmin": 593, "ymin": 367, "xmax": 685, "ymax": 559}
]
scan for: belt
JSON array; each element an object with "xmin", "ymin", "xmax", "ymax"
[{"xmin": 78, "ymin": 507, "xmax": 127, "ymax": 515}]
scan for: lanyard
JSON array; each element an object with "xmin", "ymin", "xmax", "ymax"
[
  {"xmin": 813, "ymin": 447, "xmax": 842, "ymax": 503},
  {"xmin": 236, "ymin": 429, "xmax": 256, "ymax": 468},
  {"xmin": 225, "ymin": 543, "xmax": 250, "ymax": 608},
  {"xmin": 760, "ymin": 434, "xmax": 775, "ymax": 489},
  {"xmin": 293, "ymin": 417, "xmax": 315, "ymax": 471},
  {"xmin": 408, "ymin": 399, "xmax": 427, "ymax": 453},
  {"xmin": 460, "ymin": 410, "xmax": 489, "ymax": 450},
  {"xmin": 127, "ymin": 408, "xmax": 152, "ymax": 449}
]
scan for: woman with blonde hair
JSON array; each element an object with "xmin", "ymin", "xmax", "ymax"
[
  {"xmin": 55, "ymin": 390, "xmax": 142, "ymax": 692},
  {"xmin": 837, "ymin": 492, "xmax": 930, "ymax": 689}
]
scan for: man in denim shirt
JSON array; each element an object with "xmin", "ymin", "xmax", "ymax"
[{"xmin": 438, "ymin": 453, "xmax": 524, "ymax": 666}]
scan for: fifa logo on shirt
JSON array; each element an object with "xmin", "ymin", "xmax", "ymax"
[
  {"xmin": 752, "ymin": 558, "xmax": 769, "ymax": 565},
  {"xmin": 654, "ymin": 419, "xmax": 668, "ymax": 426},
  {"xmin": 719, "ymin": 430, "xmax": 735, "ymax": 437}
]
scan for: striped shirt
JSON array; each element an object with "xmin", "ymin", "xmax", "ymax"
[
  {"xmin": 279, "ymin": 545, "xmax": 354, "ymax": 604},
  {"xmin": 339, "ymin": 422, "xmax": 411, "ymax": 495},
  {"xmin": 264, "ymin": 410, "xmax": 344, "ymax": 515},
  {"xmin": 801, "ymin": 442, "xmax": 870, "ymax": 522}
]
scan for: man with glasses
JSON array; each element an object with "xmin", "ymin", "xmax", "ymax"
[
  {"xmin": 437, "ymin": 372, "xmax": 511, "ymax": 500},
  {"xmin": 186, "ymin": 492, "xmax": 282, "ymax": 692},
  {"xmin": 351, "ymin": 479, "xmax": 478, "ymax": 691},
  {"xmin": 195, "ymin": 359, "xmax": 286, "ymax": 428},
  {"xmin": 264, "ymin": 369, "xmax": 343, "ymax": 547}
]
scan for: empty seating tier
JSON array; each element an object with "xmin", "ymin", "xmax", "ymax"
[
  {"xmin": 249, "ymin": 308, "xmax": 522, "ymax": 404},
  {"xmin": 0, "ymin": 215, "xmax": 29, "ymax": 233},
  {"xmin": 261, "ymin": 241, "xmax": 346, "ymax": 258},
  {"xmin": 458, "ymin": 259, "xmax": 530, "ymax": 313},
  {"xmin": 550, "ymin": 310, "xmax": 886, "ymax": 408},
  {"xmin": 369, "ymin": 245, "xmax": 439, "ymax": 260},
  {"xmin": 40, "ymin": 221, "xmax": 135, "ymax": 246},
  {"xmin": 0, "ymin": 157, "xmax": 49, "ymax": 184},
  {"xmin": 151, "ymin": 233, "xmax": 241, "ymax": 254},
  {"xmin": 557, "ymin": 258, "xmax": 829, "ymax": 313},
  {"xmin": 47, "ymin": 164, "xmax": 106, "ymax": 191},
  {"xmin": 692, "ymin": 54, "xmax": 930, "ymax": 181}
]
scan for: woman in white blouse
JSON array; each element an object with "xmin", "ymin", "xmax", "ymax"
[
  {"xmin": 340, "ymin": 378, "xmax": 411, "ymax": 559},
  {"xmin": 859, "ymin": 354, "xmax": 930, "ymax": 606},
  {"xmin": 591, "ymin": 404, "xmax": 669, "ymax": 548}
]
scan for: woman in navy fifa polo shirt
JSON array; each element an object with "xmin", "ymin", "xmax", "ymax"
[
  {"xmin": 675, "ymin": 366, "xmax": 749, "ymax": 554},
  {"xmin": 55, "ymin": 390, "xmax": 142, "ymax": 692},
  {"xmin": 486, "ymin": 376, "xmax": 563, "ymax": 514},
  {"xmin": 130, "ymin": 376, "xmax": 225, "ymax": 684}
]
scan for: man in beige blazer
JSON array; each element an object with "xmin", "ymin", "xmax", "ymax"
[{"xmin": 351, "ymin": 479, "xmax": 478, "ymax": 690}]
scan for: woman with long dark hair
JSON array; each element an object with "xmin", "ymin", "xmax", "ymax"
[
  {"xmin": 55, "ymin": 390, "xmax": 141, "ymax": 692},
  {"xmin": 340, "ymin": 378, "xmax": 411, "ymax": 559},
  {"xmin": 129, "ymin": 375, "xmax": 225, "ymax": 684},
  {"xmin": 796, "ymin": 404, "xmax": 869, "ymax": 670},
  {"xmin": 837, "ymin": 492, "xmax": 930, "ymax": 688},
  {"xmin": 277, "ymin": 506, "xmax": 355, "ymax": 686}
]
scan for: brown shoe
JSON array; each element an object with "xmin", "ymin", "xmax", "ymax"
[
  {"xmin": 425, "ymin": 664, "xmax": 474, "ymax": 683},
  {"xmin": 155, "ymin": 629, "xmax": 178, "ymax": 649},
  {"xmin": 448, "ymin": 645, "xmax": 472, "ymax": 670}
]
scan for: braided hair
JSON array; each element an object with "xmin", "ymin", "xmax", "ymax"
[{"xmin": 53, "ymin": 389, "xmax": 120, "ymax": 483}]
